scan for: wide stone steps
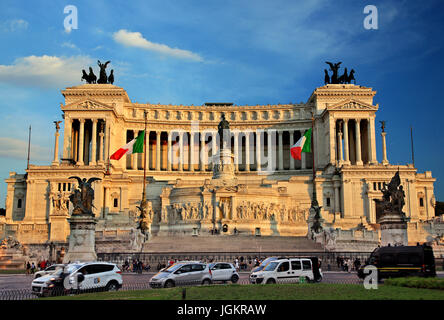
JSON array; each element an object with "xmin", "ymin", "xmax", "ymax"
[{"xmin": 142, "ymin": 235, "xmax": 325, "ymax": 253}]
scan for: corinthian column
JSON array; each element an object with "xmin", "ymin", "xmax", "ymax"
[
  {"xmin": 179, "ymin": 132, "xmax": 184, "ymax": 171},
  {"xmin": 278, "ymin": 131, "xmax": 284, "ymax": 171},
  {"xmin": 200, "ymin": 132, "xmax": 205, "ymax": 171},
  {"xmin": 77, "ymin": 119, "xmax": 85, "ymax": 165},
  {"xmin": 256, "ymin": 131, "xmax": 261, "ymax": 171},
  {"xmin": 234, "ymin": 132, "xmax": 239, "ymax": 171},
  {"xmin": 167, "ymin": 131, "xmax": 172, "ymax": 171},
  {"xmin": 245, "ymin": 132, "xmax": 250, "ymax": 172},
  {"xmin": 355, "ymin": 119, "xmax": 363, "ymax": 165},
  {"xmin": 98, "ymin": 122, "xmax": 104, "ymax": 165},
  {"xmin": 156, "ymin": 131, "xmax": 161, "ymax": 171},
  {"xmin": 289, "ymin": 130, "xmax": 295, "ymax": 170},
  {"xmin": 52, "ymin": 122, "xmax": 61, "ymax": 166},
  {"xmin": 338, "ymin": 131, "xmax": 344, "ymax": 166},
  {"xmin": 343, "ymin": 119, "xmax": 350, "ymax": 164},
  {"xmin": 190, "ymin": 131, "xmax": 195, "ymax": 172},
  {"xmin": 62, "ymin": 116, "xmax": 72, "ymax": 160},
  {"xmin": 90, "ymin": 119, "xmax": 97, "ymax": 165},
  {"xmin": 381, "ymin": 131, "xmax": 389, "ymax": 165}
]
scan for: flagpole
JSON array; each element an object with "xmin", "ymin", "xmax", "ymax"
[
  {"xmin": 142, "ymin": 111, "xmax": 147, "ymax": 202},
  {"xmin": 27, "ymin": 125, "xmax": 31, "ymax": 170},
  {"xmin": 136, "ymin": 111, "xmax": 149, "ymax": 237},
  {"xmin": 311, "ymin": 113, "xmax": 317, "ymax": 205},
  {"xmin": 410, "ymin": 126, "xmax": 415, "ymax": 167}
]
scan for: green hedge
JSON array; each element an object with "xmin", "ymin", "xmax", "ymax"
[{"xmin": 385, "ymin": 277, "xmax": 444, "ymax": 290}]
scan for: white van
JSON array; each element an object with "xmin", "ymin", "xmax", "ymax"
[
  {"xmin": 31, "ymin": 262, "xmax": 123, "ymax": 297},
  {"xmin": 249, "ymin": 257, "xmax": 323, "ymax": 284}
]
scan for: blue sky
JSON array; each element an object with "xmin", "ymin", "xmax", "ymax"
[{"xmin": 0, "ymin": 0, "xmax": 443, "ymax": 206}]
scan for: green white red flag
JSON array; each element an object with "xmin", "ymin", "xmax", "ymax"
[
  {"xmin": 110, "ymin": 130, "xmax": 145, "ymax": 160},
  {"xmin": 290, "ymin": 128, "xmax": 311, "ymax": 160}
]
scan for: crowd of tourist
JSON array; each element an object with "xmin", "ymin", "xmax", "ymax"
[
  {"xmin": 336, "ymin": 256, "xmax": 361, "ymax": 272},
  {"xmin": 24, "ymin": 259, "xmax": 54, "ymax": 275}
]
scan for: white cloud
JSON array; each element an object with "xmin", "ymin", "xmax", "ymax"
[
  {"xmin": 61, "ymin": 41, "xmax": 78, "ymax": 50},
  {"xmin": 0, "ymin": 137, "xmax": 51, "ymax": 161},
  {"xmin": 2, "ymin": 19, "xmax": 28, "ymax": 32},
  {"xmin": 0, "ymin": 55, "xmax": 93, "ymax": 88},
  {"xmin": 113, "ymin": 29, "xmax": 203, "ymax": 62}
]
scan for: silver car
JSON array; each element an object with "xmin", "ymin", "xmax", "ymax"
[{"xmin": 149, "ymin": 262, "xmax": 212, "ymax": 288}]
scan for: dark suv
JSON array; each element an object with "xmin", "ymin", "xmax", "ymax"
[{"xmin": 358, "ymin": 244, "xmax": 436, "ymax": 279}]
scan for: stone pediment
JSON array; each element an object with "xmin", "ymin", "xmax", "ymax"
[
  {"xmin": 61, "ymin": 98, "xmax": 115, "ymax": 111},
  {"xmin": 327, "ymin": 98, "xmax": 378, "ymax": 111}
]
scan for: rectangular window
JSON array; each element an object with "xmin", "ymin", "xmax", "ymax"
[
  {"xmin": 291, "ymin": 260, "xmax": 302, "ymax": 270},
  {"xmin": 381, "ymin": 254, "xmax": 395, "ymax": 265},
  {"xmin": 58, "ymin": 183, "xmax": 61, "ymax": 191},
  {"xmin": 63, "ymin": 183, "xmax": 66, "ymax": 191},
  {"xmin": 419, "ymin": 198, "xmax": 424, "ymax": 207},
  {"xmin": 302, "ymin": 260, "xmax": 311, "ymax": 270},
  {"xmin": 373, "ymin": 182, "xmax": 377, "ymax": 191},
  {"xmin": 326, "ymin": 198, "xmax": 331, "ymax": 207},
  {"xmin": 17, "ymin": 199, "xmax": 22, "ymax": 209},
  {"xmin": 113, "ymin": 198, "xmax": 118, "ymax": 208},
  {"xmin": 277, "ymin": 261, "xmax": 290, "ymax": 272}
]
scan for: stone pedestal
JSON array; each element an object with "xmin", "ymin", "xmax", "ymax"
[
  {"xmin": 63, "ymin": 215, "xmax": 97, "ymax": 263},
  {"xmin": 213, "ymin": 149, "xmax": 235, "ymax": 180},
  {"xmin": 379, "ymin": 212, "xmax": 408, "ymax": 246}
]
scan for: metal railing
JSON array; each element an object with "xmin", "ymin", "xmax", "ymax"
[
  {"xmin": 97, "ymin": 251, "xmax": 373, "ymax": 270},
  {"xmin": 0, "ymin": 276, "xmax": 364, "ymax": 300}
]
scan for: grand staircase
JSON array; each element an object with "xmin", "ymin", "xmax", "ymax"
[{"xmin": 141, "ymin": 235, "xmax": 325, "ymax": 253}]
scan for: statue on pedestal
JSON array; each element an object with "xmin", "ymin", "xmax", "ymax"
[
  {"xmin": 218, "ymin": 113, "xmax": 230, "ymax": 150},
  {"xmin": 374, "ymin": 171, "xmax": 409, "ymax": 246},
  {"xmin": 64, "ymin": 176, "xmax": 101, "ymax": 263},
  {"xmin": 68, "ymin": 176, "xmax": 101, "ymax": 215}
]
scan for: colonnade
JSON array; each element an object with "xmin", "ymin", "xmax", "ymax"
[
  {"xmin": 123, "ymin": 129, "xmax": 312, "ymax": 172},
  {"xmin": 62, "ymin": 118, "xmax": 109, "ymax": 165},
  {"xmin": 335, "ymin": 118, "xmax": 377, "ymax": 166}
]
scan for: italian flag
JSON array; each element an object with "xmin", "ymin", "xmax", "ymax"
[
  {"xmin": 290, "ymin": 128, "xmax": 311, "ymax": 160},
  {"xmin": 110, "ymin": 130, "xmax": 145, "ymax": 160}
]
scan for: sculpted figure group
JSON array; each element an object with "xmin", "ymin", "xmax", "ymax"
[
  {"xmin": 236, "ymin": 201, "xmax": 306, "ymax": 223},
  {"xmin": 324, "ymin": 61, "xmax": 356, "ymax": 85},
  {"xmin": 81, "ymin": 60, "xmax": 114, "ymax": 84},
  {"xmin": 155, "ymin": 200, "xmax": 306, "ymax": 225}
]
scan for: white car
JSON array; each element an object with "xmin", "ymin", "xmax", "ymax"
[
  {"xmin": 209, "ymin": 262, "xmax": 239, "ymax": 283},
  {"xmin": 34, "ymin": 264, "xmax": 65, "ymax": 279},
  {"xmin": 249, "ymin": 257, "xmax": 323, "ymax": 284},
  {"xmin": 31, "ymin": 262, "xmax": 123, "ymax": 297}
]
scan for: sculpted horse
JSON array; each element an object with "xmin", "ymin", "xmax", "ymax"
[{"xmin": 347, "ymin": 69, "xmax": 356, "ymax": 84}]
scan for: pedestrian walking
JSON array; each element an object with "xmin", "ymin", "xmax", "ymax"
[
  {"xmin": 31, "ymin": 262, "xmax": 36, "ymax": 274},
  {"xmin": 26, "ymin": 261, "xmax": 31, "ymax": 275}
]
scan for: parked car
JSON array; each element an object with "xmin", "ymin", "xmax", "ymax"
[
  {"xmin": 31, "ymin": 262, "xmax": 122, "ymax": 297},
  {"xmin": 34, "ymin": 264, "xmax": 65, "ymax": 279},
  {"xmin": 357, "ymin": 244, "xmax": 436, "ymax": 280},
  {"xmin": 250, "ymin": 257, "xmax": 323, "ymax": 284},
  {"xmin": 209, "ymin": 262, "xmax": 239, "ymax": 283},
  {"xmin": 149, "ymin": 261, "xmax": 212, "ymax": 288}
]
